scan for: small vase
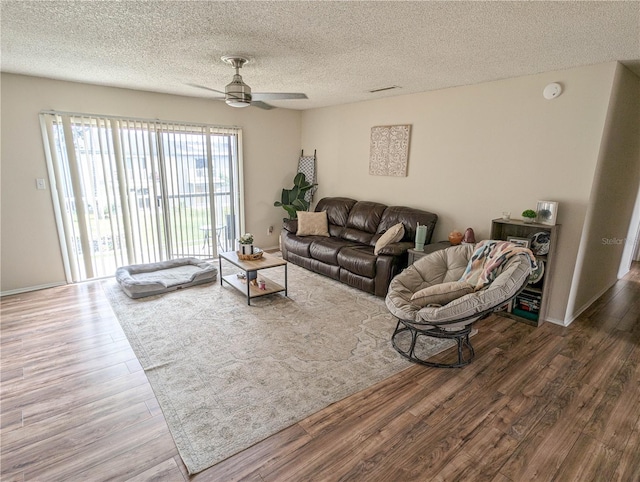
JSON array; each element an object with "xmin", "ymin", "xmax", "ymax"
[
  {"xmin": 462, "ymin": 228, "xmax": 476, "ymax": 244},
  {"xmin": 240, "ymin": 243, "xmax": 254, "ymax": 255}
]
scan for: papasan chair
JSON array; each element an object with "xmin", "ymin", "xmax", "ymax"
[{"xmin": 385, "ymin": 241, "xmax": 535, "ymax": 368}]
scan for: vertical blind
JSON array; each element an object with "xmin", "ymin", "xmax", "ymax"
[{"xmin": 40, "ymin": 111, "xmax": 243, "ymax": 282}]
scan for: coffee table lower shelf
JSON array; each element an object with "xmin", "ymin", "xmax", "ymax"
[{"xmin": 221, "ymin": 274, "xmax": 286, "ymax": 304}]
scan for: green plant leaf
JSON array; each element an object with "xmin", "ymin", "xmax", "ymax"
[
  {"xmin": 275, "ymin": 172, "xmax": 316, "ymax": 219},
  {"xmin": 293, "ymin": 172, "xmax": 307, "ymax": 187},
  {"xmin": 292, "ymin": 199, "xmax": 307, "ymax": 211},
  {"xmin": 281, "ymin": 189, "xmax": 292, "ymax": 205},
  {"xmin": 284, "ymin": 205, "xmax": 297, "ymax": 219}
]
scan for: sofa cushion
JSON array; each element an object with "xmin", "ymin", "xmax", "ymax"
[
  {"xmin": 328, "ymin": 223, "xmax": 345, "ymax": 237},
  {"xmin": 341, "ymin": 201, "xmax": 387, "ymax": 244},
  {"xmin": 315, "ymin": 197, "xmax": 357, "ymax": 227},
  {"xmin": 297, "ymin": 211, "xmax": 330, "ymax": 237},
  {"xmin": 346, "ymin": 201, "xmax": 387, "ymax": 233},
  {"xmin": 310, "ymin": 237, "xmax": 360, "ymax": 265},
  {"xmin": 413, "ymin": 245, "xmax": 473, "ymax": 285},
  {"xmin": 284, "ymin": 235, "xmax": 316, "ymax": 258},
  {"xmin": 286, "ymin": 252, "xmax": 341, "ymax": 280},
  {"xmin": 340, "ymin": 228, "xmax": 375, "ymax": 245},
  {"xmin": 374, "ymin": 223, "xmax": 405, "ymax": 255},
  {"xmin": 410, "ymin": 281, "xmax": 474, "ymax": 308},
  {"xmin": 337, "ymin": 246, "xmax": 377, "ymax": 278}
]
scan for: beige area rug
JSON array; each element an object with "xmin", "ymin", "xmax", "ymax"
[{"xmin": 102, "ymin": 262, "xmax": 456, "ymax": 474}]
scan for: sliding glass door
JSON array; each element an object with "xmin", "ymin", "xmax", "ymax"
[{"xmin": 40, "ymin": 112, "xmax": 243, "ymax": 282}]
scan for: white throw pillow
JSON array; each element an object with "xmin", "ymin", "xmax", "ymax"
[
  {"xmin": 410, "ymin": 281, "xmax": 474, "ymax": 308},
  {"xmin": 296, "ymin": 211, "xmax": 330, "ymax": 237},
  {"xmin": 374, "ymin": 223, "xmax": 405, "ymax": 255}
]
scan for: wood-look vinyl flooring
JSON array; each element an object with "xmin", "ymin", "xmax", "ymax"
[{"xmin": 2, "ymin": 263, "xmax": 640, "ymax": 481}]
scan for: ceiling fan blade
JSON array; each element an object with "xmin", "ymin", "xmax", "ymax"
[
  {"xmin": 187, "ymin": 83, "xmax": 226, "ymax": 98},
  {"xmin": 252, "ymin": 92, "xmax": 308, "ymax": 101},
  {"xmin": 251, "ymin": 101, "xmax": 275, "ymax": 110}
]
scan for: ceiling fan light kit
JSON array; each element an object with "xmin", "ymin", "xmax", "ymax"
[
  {"xmin": 222, "ymin": 56, "xmax": 252, "ymax": 107},
  {"xmin": 225, "ymin": 74, "xmax": 252, "ymax": 107},
  {"xmin": 191, "ymin": 55, "xmax": 308, "ymax": 109}
]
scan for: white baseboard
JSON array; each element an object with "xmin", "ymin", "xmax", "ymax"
[
  {"xmin": 1, "ymin": 281, "xmax": 66, "ymax": 297},
  {"xmin": 544, "ymin": 316, "xmax": 570, "ymax": 327},
  {"xmin": 559, "ymin": 282, "xmax": 615, "ymax": 327}
]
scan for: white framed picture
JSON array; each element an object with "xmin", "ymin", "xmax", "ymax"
[{"xmin": 536, "ymin": 201, "xmax": 558, "ymax": 225}]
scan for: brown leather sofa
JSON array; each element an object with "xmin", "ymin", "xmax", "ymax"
[{"xmin": 280, "ymin": 197, "xmax": 438, "ymax": 297}]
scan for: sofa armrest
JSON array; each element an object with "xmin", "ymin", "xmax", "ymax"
[
  {"xmin": 377, "ymin": 241, "xmax": 414, "ymax": 256},
  {"xmin": 282, "ymin": 219, "xmax": 298, "ymax": 233}
]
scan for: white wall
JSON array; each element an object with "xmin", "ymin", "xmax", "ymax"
[
  {"xmin": 567, "ymin": 63, "xmax": 640, "ymax": 320},
  {"xmin": 3, "ymin": 64, "xmax": 633, "ymax": 325},
  {"xmin": 0, "ymin": 74, "xmax": 301, "ymax": 293},
  {"xmin": 301, "ymin": 63, "xmax": 618, "ymax": 324}
]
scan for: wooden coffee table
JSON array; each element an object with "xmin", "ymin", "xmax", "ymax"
[{"xmin": 218, "ymin": 251, "xmax": 288, "ymax": 305}]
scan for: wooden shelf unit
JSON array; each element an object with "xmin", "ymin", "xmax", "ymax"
[{"xmin": 491, "ymin": 218, "xmax": 559, "ymax": 326}]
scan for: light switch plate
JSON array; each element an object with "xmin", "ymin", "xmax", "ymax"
[{"xmin": 36, "ymin": 178, "xmax": 46, "ymax": 190}]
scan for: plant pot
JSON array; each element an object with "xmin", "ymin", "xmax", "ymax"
[{"xmin": 239, "ymin": 243, "xmax": 254, "ymax": 255}]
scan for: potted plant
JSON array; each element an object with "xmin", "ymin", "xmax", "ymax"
[
  {"xmin": 274, "ymin": 172, "xmax": 316, "ymax": 220},
  {"xmin": 238, "ymin": 232, "xmax": 254, "ymax": 255},
  {"xmin": 522, "ymin": 209, "xmax": 537, "ymax": 223}
]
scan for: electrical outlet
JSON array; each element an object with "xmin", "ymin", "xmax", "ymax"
[
  {"xmin": 267, "ymin": 225, "xmax": 274, "ymax": 235},
  {"xmin": 36, "ymin": 178, "xmax": 46, "ymax": 190}
]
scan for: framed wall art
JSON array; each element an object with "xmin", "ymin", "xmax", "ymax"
[
  {"xmin": 369, "ymin": 124, "xmax": 411, "ymax": 177},
  {"xmin": 536, "ymin": 201, "xmax": 558, "ymax": 225}
]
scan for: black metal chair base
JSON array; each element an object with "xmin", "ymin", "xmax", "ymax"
[{"xmin": 391, "ymin": 319, "xmax": 475, "ymax": 368}]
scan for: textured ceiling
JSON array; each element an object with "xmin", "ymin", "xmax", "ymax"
[{"xmin": 1, "ymin": 1, "xmax": 639, "ymax": 110}]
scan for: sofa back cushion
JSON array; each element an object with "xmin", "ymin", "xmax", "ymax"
[
  {"xmin": 314, "ymin": 197, "xmax": 357, "ymax": 236},
  {"xmin": 342, "ymin": 201, "xmax": 388, "ymax": 244},
  {"xmin": 375, "ymin": 206, "xmax": 438, "ymax": 246}
]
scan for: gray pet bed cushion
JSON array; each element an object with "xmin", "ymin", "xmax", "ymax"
[{"xmin": 115, "ymin": 257, "xmax": 218, "ymax": 298}]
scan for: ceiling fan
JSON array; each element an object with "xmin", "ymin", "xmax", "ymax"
[{"xmin": 190, "ymin": 56, "xmax": 308, "ymax": 110}]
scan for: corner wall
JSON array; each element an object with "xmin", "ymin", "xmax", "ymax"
[
  {"xmin": 0, "ymin": 74, "xmax": 301, "ymax": 293},
  {"xmin": 566, "ymin": 64, "xmax": 640, "ymax": 321},
  {"xmin": 301, "ymin": 63, "xmax": 617, "ymax": 324}
]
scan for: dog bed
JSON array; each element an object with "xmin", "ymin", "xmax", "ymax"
[{"xmin": 115, "ymin": 257, "xmax": 218, "ymax": 298}]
